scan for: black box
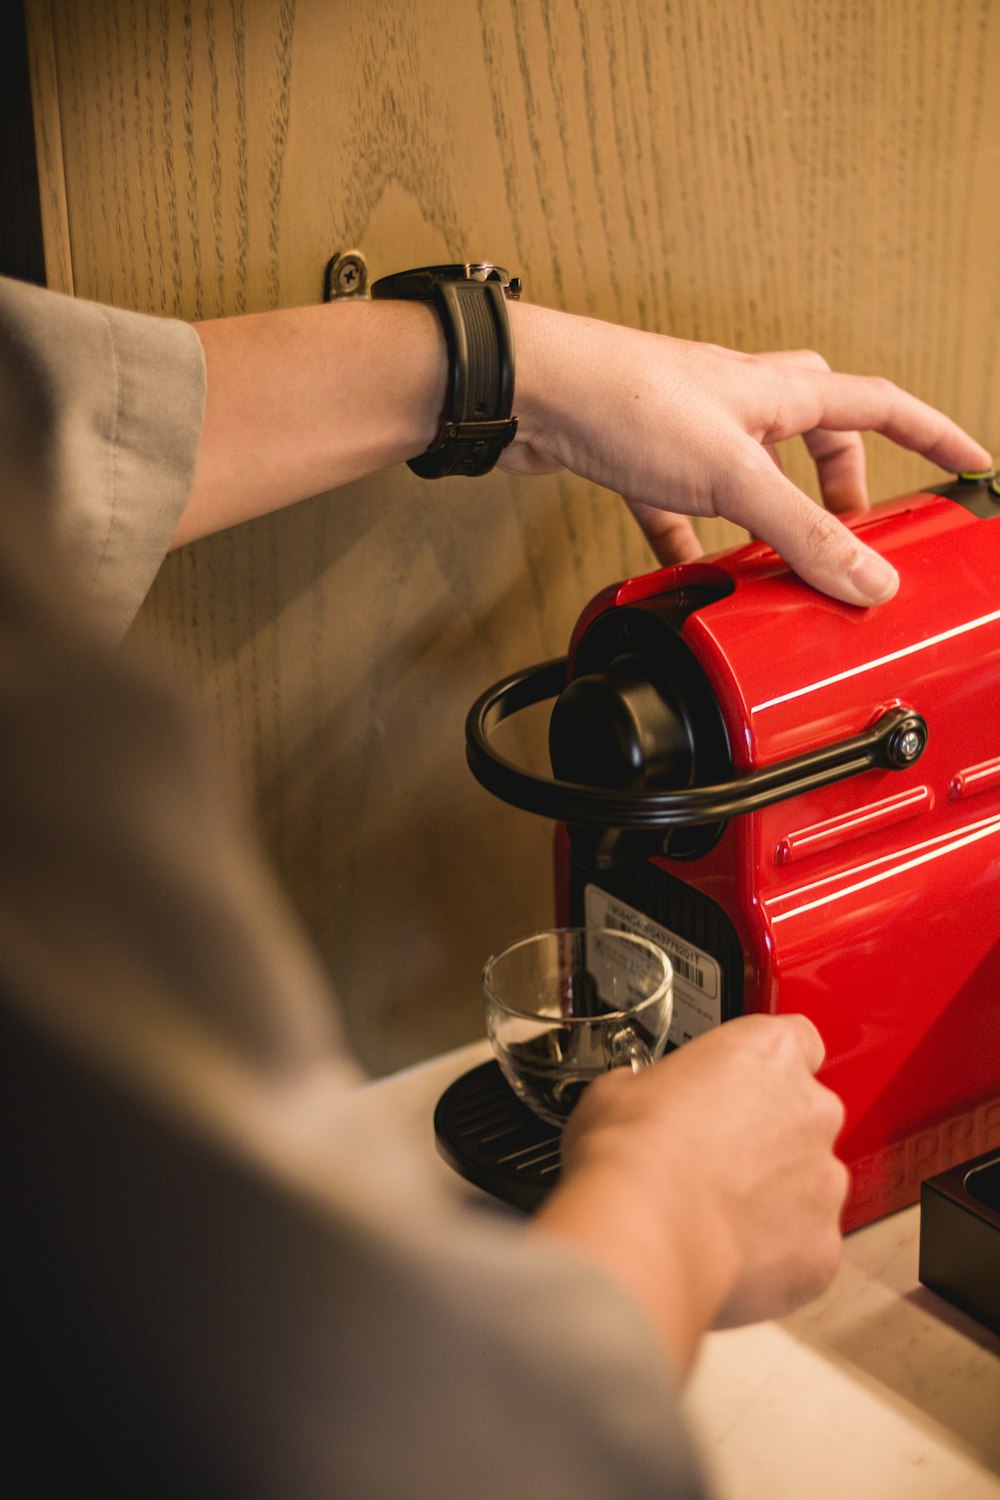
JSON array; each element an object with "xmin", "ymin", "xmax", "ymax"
[{"xmin": 919, "ymin": 1148, "xmax": 1000, "ymax": 1335}]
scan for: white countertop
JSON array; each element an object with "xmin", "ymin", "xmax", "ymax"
[{"xmin": 356, "ymin": 1041, "xmax": 1000, "ymax": 1500}]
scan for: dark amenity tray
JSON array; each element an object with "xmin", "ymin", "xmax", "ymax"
[{"xmin": 919, "ymin": 1147, "xmax": 1000, "ymax": 1336}]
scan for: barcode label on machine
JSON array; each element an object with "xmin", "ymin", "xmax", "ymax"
[
  {"xmin": 585, "ymin": 885, "xmax": 723, "ymax": 1046},
  {"xmin": 671, "ymin": 952, "xmax": 707, "ymax": 990}
]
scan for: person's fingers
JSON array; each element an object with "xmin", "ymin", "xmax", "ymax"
[
  {"xmin": 800, "ymin": 426, "xmax": 870, "ymax": 514},
  {"xmin": 763, "ymin": 367, "xmax": 993, "ymax": 476},
  {"xmin": 719, "ymin": 449, "xmax": 899, "ymax": 606},
  {"xmin": 756, "ymin": 348, "xmax": 832, "ymax": 373},
  {"xmin": 622, "ymin": 498, "xmax": 705, "ymax": 565},
  {"xmin": 749, "ymin": 354, "xmax": 870, "ymax": 516},
  {"xmin": 772, "ymin": 1012, "xmax": 828, "ymax": 1074},
  {"xmin": 722, "ymin": 1012, "xmax": 828, "ymax": 1077}
]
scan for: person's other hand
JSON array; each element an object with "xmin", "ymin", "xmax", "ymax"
[
  {"xmin": 530, "ymin": 1013, "xmax": 848, "ymax": 1374},
  {"xmin": 503, "ymin": 304, "xmax": 993, "ymax": 605}
]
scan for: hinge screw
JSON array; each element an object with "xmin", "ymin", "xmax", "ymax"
[
  {"xmin": 324, "ymin": 249, "xmax": 369, "ymax": 302},
  {"xmin": 888, "ymin": 720, "xmax": 928, "ymax": 767}
]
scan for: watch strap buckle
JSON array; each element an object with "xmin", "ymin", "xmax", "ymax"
[{"xmin": 438, "ymin": 418, "xmax": 519, "ymax": 446}]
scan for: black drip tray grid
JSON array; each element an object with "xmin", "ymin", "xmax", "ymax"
[{"xmin": 434, "ymin": 1059, "xmax": 562, "ymax": 1212}]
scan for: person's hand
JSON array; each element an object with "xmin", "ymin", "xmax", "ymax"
[
  {"xmin": 503, "ymin": 303, "xmax": 993, "ymax": 605},
  {"xmin": 529, "ymin": 1014, "xmax": 848, "ymax": 1374}
]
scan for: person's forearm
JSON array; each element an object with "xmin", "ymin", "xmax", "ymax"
[
  {"xmin": 176, "ymin": 299, "xmax": 448, "ymax": 547},
  {"xmin": 179, "ymin": 294, "xmax": 992, "ymax": 608}
]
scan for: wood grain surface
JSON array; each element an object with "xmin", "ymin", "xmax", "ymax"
[{"xmin": 28, "ymin": 0, "xmax": 1000, "ymax": 1071}]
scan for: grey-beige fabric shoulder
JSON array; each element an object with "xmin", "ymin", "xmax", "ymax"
[{"xmin": 0, "ymin": 274, "xmax": 708, "ymax": 1499}]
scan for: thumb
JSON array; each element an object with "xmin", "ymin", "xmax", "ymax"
[{"xmin": 721, "ymin": 455, "xmax": 898, "ymax": 607}]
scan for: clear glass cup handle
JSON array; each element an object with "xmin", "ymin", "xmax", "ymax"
[{"xmin": 607, "ymin": 1025, "xmax": 654, "ymax": 1074}]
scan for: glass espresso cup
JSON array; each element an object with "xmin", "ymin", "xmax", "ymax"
[{"xmin": 483, "ymin": 926, "xmax": 673, "ymax": 1125}]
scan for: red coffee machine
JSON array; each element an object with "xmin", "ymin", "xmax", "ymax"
[{"xmin": 462, "ymin": 472, "xmax": 1000, "ymax": 1230}]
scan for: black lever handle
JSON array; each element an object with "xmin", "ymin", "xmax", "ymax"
[{"xmin": 466, "ymin": 658, "xmax": 928, "ymax": 829}]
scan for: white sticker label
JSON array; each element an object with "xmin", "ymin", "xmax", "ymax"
[{"xmin": 585, "ymin": 885, "xmax": 723, "ymax": 1046}]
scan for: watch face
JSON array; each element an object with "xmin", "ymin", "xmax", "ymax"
[
  {"xmin": 398, "ymin": 263, "xmax": 506, "ymax": 281},
  {"xmin": 462, "ymin": 263, "xmax": 508, "ymax": 283},
  {"xmin": 372, "ymin": 264, "xmax": 512, "ymax": 299}
]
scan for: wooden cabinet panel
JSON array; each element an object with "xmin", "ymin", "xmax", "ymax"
[{"xmin": 29, "ymin": 0, "xmax": 1000, "ymax": 1070}]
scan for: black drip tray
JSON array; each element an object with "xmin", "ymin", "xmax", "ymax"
[{"xmin": 434, "ymin": 1060, "xmax": 562, "ymax": 1212}]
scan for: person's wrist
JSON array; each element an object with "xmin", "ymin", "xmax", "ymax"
[
  {"xmin": 504, "ymin": 300, "xmax": 571, "ymax": 467},
  {"xmin": 504, "ymin": 300, "xmax": 652, "ymax": 481},
  {"xmin": 512, "ymin": 300, "xmax": 573, "ymax": 398}
]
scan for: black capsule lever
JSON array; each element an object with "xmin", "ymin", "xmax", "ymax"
[{"xmin": 465, "ymin": 657, "xmax": 927, "ymax": 829}]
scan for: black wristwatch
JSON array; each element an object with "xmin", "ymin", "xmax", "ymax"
[{"xmin": 370, "ymin": 263, "xmax": 521, "ymax": 479}]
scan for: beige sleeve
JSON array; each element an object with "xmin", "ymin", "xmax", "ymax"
[{"xmin": 0, "ymin": 274, "xmax": 205, "ymax": 637}]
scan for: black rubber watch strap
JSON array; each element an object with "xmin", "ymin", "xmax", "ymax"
[{"xmin": 371, "ymin": 265, "xmax": 519, "ymax": 479}]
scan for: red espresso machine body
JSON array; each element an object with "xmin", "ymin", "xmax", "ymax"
[{"xmin": 467, "ymin": 479, "xmax": 1000, "ymax": 1229}]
